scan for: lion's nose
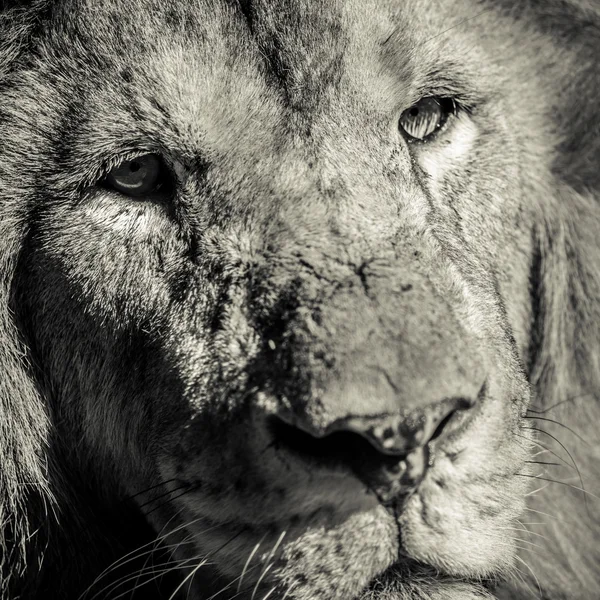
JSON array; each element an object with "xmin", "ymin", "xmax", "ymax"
[{"xmin": 270, "ymin": 397, "xmax": 475, "ymax": 501}]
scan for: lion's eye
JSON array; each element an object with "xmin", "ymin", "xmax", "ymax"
[
  {"xmin": 399, "ymin": 97, "xmax": 455, "ymax": 142},
  {"xmin": 105, "ymin": 154, "xmax": 167, "ymax": 197}
]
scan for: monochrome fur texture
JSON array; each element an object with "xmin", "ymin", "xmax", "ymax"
[{"xmin": 0, "ymin": 1, "xmax": 599, "ymax": 599}]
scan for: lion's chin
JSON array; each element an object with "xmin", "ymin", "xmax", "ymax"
[{"xmin": 159, "ymin": 466, "xmax": 526, "ymax": 600}]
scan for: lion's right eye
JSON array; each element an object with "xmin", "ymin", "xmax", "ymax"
[{"xmin": 104, "ymin": 154, "xmax": 169, "ymax": 198}]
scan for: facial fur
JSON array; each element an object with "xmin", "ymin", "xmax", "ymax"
[{"xmin": 1, "ymin": 1, "xmax": 599, "ymax": 599}]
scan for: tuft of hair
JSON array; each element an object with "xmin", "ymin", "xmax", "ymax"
[{"xmin": 0, "ymin": 2, "xmax": 55, "ymax": 595}]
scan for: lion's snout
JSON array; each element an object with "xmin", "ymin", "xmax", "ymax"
[
  {"xmin": 245, "ymin": 247, "xmax": 487, "ymax": 425},
  {"xmin": 233, "ymin": 247, "xmax": 490, "ymax": 503},
  {"xmin": 269, "ymin": 396, "xmax": 476, "ymax": 500}
]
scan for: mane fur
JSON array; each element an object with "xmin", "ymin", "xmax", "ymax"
[
  {"xmin": 0, "ymin": 4, "xmax": 156, "ymax": 597},
  {"xmin": 0, "ymin": 4, "xmax": 53, "ymax": 596},
  {"xmin": 490, "ymin": 1, "xmax": 600, "ymax": 597},
  {"xmin": 0, "ymin": 1, "xmax": 599, "ymax": 599}
]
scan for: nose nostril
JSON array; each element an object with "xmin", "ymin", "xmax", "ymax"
[
  {"xmin": 428, "ymin": 408, "xmax": 458, "ymax": 443},
  {"xmin": 268, "ymin": 416, "xmax": 398, "ymax": 470},
  {"xmin": 268, "ymin": 414, "xmax": 421, "ymax": 501},
  {"xmin": 425, "ymin": 396, "xmax": 475, "ymax": 445},
  {"xmin": 268, "ymin": 396, "xmax": 476, "ymax": 494}
]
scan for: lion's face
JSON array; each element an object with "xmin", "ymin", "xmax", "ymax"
[{"xmin": 6, "ymin": 0, "xmax": 549, "ymax": 598}]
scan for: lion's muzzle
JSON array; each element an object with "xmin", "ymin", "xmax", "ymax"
[{"xmin": 167, "ymin": 239, "xmax": 498, "ymax": 593}]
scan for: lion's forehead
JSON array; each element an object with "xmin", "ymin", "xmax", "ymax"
[
  {"xmin": 16, "ymin": 0, "xmax": 499, "ymax": 257},
  {"xmin": 47, "ymin": 0, "xmax": 484, "ymax": 158}
]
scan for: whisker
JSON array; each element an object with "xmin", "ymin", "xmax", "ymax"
[
  {"xmin": 237, "ymin": 538, "xmax": 265, "ymax": 593},
  {"xmin": 137, "ymin": 483, "xmax": 193, "ymax": 511},
  {"xmin": 512, "ymin": 545, "xmax": 546, "ymax": 559},
  {"xmin": 525, "ymin": 483, "xmax": 551, "ymax": 496},
  {"xmin": 483, "ymin": 531, "xmax": 546, "ymax": 555},
  {"xmin": 514, "ymin": 538, "xmax": 548, "ymax": 551},
  {"xmin": 280, "ymin": 581, "xmax": 299, "ymax": 600},
  {"xmin": 89, "ymin": 555, "xmax": 196, "ymax": 600},
  {"xmin": 261, "ymin": 585, "xmax": 278, "ymax": 600},
  {"xmin": 498, "ymin": 526, "xmax": 549, "ymax": 542},
  {"xmin": 514, "ymin": 554, "xmax": 543, "ymax": 599},
  {"xmin": 515, "ymin": 474, "xmax": 600, "ymax": 502},
  {"xmin": 261, "ymin": 531, "xmax": 287, "ymax": 578},
  {"xmin": 520, "ymin": 506, "xmax": 576, "ymax": 526},
  {"xmin": 522, "ymin": 426, "xmax": 589, "ymax": 514},
  {"xmin": 250, "ymin": 564, "xmax": 274, "ymax": 600},
  {"xmin": 87, "ymin": 545, "xmax": 204, "ymax": 600},
  {"xmin": 523, "ymin": 415, "xmax": 590, "ymax": 447},
  {"xmin": 205, "ymin": 563, "xmax": 267, "ymax": 600},
  {"xmin": 120, "ymin": 478, "xmax": 180, "ymax": 504},
  {"xmin": 246, "ymin": 530, "xmax": 287, "ymax": 600},
  {"xmin": 506, "ymin": 564, "xmax": 532, "ymax": 599},
  {"xmin": 110, "ymin": 556, "xmax": 213, "ymax": 600},
  {"xmin": 530, "ymin": 449, "xmax": 551, "ymax": 458},
  {"xmin": 132, "ymin": 535, "xmax": 203, "ymax": 600},
  {"xmin": 527, "ymin": 392, "xmax": 594, "ymax": 415},
  {"xmin": 167, "ymin": 530, "xmax": 245, "ymax": 600},
  {"xmin": 167, "ymin": 558, "xmax": 211, "ymax": 600},
  {"xmin": 143, "ymin": 484, "xmax": 199, "ymax": 517},
  {"xmin": 80, "ymin": 516, "xmax": 208, "ymax": 599},
  {"xmin": 131, "ymin": 510, "xmax": 185, "ymax": 597},
  {"xmin": 515, "ymin": 434, "xmax": 574, "ymax": 471},
  {"xmin": 525, "ymin": 460, "xmax": 565, "ymax": 467}
]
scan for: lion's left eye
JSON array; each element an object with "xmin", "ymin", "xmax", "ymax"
[
  {"xmin": 399, "ymin": 97, "xmax": 455, "ymax": 141},
  {"xmin": 105, "ymin": 154, "xmax": 167, "ymax": 197}
]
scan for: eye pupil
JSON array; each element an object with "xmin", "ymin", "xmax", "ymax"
[
  {"xmin": 409, "ymin": 107, "xmax": 420, "ymax": 117},
  {"xmin": 129, "ymin": 161, "xmax": 141, "ymax": 173}
]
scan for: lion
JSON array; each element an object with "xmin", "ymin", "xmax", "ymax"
[{"xmin": 0, "ymin": 0, "xmax": 599, "ymax": 598}]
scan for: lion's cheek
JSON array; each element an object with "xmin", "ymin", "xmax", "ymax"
[{"xmin": 399, "ymin": 479, "xmax": 521, "ymax": 578}]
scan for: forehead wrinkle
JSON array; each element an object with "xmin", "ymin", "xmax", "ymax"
[
  {"xmin": 242, "ymin": 0, "xmax": 475, "ymax": 121},
  {"xmin": 244, "ymin": 0, "xmax": 349, "ymax": 112}
]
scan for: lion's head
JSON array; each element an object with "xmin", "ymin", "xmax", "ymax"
[{"xmin": 1, "ymin": 1, "xmax": 599, "ymax": 599}]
